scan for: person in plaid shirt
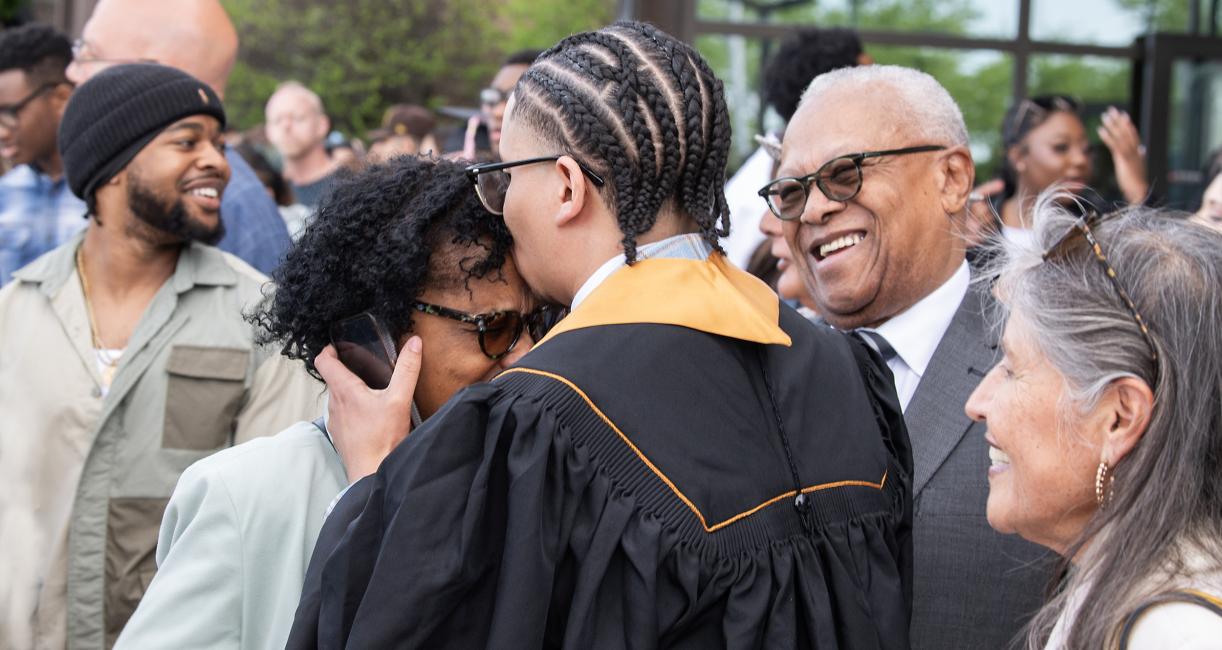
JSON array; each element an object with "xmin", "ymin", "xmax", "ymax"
[{"xmin": 0, "ymin": 24, "xmax": 86, "ymax": 286}]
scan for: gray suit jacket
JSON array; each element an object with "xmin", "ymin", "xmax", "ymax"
[{"xmin": 906, "ymin": 283, "xmax": 1054, "ymax": 650}]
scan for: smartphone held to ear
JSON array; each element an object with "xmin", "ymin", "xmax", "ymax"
[{"xmin": 330, "ymin": 312, "xmax": 398, "ymax": 389}]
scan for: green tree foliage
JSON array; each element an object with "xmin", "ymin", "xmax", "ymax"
[{"xmin": 221, "ymin": 0, "xmax": 613, "ymax": 135}]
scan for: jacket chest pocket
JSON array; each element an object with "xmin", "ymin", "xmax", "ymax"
[{"xmin": 162, "ymin": 345, "xmax": 249, "ymax": 450}]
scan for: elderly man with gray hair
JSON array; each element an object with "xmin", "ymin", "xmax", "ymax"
[{"xmin": 761, "ymin": 64, "xmax": 1050, "ymax": 648}]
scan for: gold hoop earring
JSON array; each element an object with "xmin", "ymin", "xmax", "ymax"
[{"xmin": 1095, "ymin": 460, "xmax": 1115, "ymax": 507}]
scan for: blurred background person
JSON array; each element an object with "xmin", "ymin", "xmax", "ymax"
[
  {"xmin": 975, "ymin": 95, "xmax": 1149, "ymax": 248},
  {"xmin": 1193, "ymin": 147, "xmax": 1222, "ymax": 232},
  {"xmin": 367, "ymin": 104, "xmax": 437, "ymax": 163},
  {"xmin": 117, "ymin": 156, "xmax": 540, "ymax": 650},
  {"xmin": 66, "ymin": 0, "xmax": 293, "ymax": 276},
  {"xmin": 456, "ymin": 49, "xmax": 539, "ymax": 160},
  {"xmin": 233, "ymin": 142, "xmax": 311, "ymax": 240},
  {"xmin": 721, "ymin": 27, "xmax": 869, "ymax": 269},
  {"xmin": 750, "ymin": 131, "xmax": 818, "ymax": 318},
  {"xmin": 0, "ymin": 23, "xmax": 80, "ymax": 285},
  {"xmin": 966, "ymin": 198, "xmax": 1222, "ymax": 648},
  {"xmin": 265, "ymin": 81, "xmax": 343, "ymax": 210}
]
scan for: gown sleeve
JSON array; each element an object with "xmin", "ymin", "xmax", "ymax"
[{"xmin": 289, "ymin": 382, "xmax": 569, "ymax": 649}]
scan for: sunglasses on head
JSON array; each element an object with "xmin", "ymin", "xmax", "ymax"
[
  {"xmin": 412, "ymin": 302, "xmax": 564, "ymax": 360},
  {"xmin": 1041, "ymin": 210, "xmax": 1159, "ymax": 365}
]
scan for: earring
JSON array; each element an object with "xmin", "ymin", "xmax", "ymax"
[{"xmin": 1095, "ymin": 460, "xmax": 1115, "ymax": 507}]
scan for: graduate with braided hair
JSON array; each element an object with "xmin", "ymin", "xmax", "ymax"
[{"xmin": 289, "ymin": 21, "xmax": 913, "ymax": 649}]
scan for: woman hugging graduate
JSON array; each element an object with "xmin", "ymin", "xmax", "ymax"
[{"xmin": 288, "ymin": 21, "xmax": 914, "ymax": 649}]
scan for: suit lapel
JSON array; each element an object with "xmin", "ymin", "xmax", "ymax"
[{"xmin": 904, "ymin": 286, "xmax": 997, "ymax": 494}]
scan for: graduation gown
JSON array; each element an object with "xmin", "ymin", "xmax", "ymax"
[{"xmin": 288, "ymin": 254, "xmax": 914, "ymax": 649}]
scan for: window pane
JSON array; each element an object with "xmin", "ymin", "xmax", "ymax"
[
  {"xmin": 694, "ymin": 34, "xmax": 767, "ymax": 171},
  {"xmin": 1031, "ymin": 0, "xmax": 1190, "ymax": 46},
  {"xmin": 870, "ymin": 46, "xmax": 1013, "ymax": 178},
  {"xmin": 1166, "ymin": 60, "xmax": 1222, "ymax": 208},
  {"xmin": 696, "ymin": 0, "xmax": 1018, "ymax": 39},
  {"xmin": 695, "ymin": 34, "xmax": 1015, "ymax": 179}
]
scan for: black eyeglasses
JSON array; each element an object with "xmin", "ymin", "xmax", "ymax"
[
  {"xmin": 757, "ymin": 145, "xmax": 946, "ymax": 221},
  {"xmin": 411, "ymin": 302, "xmax": 564, "ymax": 360},
  {"xmin": 0, "ymin": 83, "xmax": 62, "ymax": 129},
  {"xmin": 465, "ymin": 156, "xmax": 606, "ymax": 215},
  {"xmin": 1042, "ymin": 210, "xmax": 1159, "ymax": 364}
]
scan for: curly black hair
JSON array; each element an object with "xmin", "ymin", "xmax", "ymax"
[
  {"xmin": 250, "ymin": 155, "xmax": 512, "ymax": 379},
  {"xmin": 761, "ymin": 28, "xmax": 863, "ymax": 123},
  {"xmin": 510, "ymin": 21, "xmax": 731, "ymax": 264},
  {"xmin": 0, "ymin": 23, "xmax": 72, "ymax": 86}
]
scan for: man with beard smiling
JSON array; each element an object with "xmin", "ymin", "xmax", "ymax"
[
  {"xmin": 0, "ymin": 63, "xmax": 321, "ymax": 649},
  {"xmin": 767, "ymin": 64, "xmax": 1050, "ymax": 649}
]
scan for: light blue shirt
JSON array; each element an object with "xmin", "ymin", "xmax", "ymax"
[{"xmin": 0, "ymin": 164, "xmax": 87, "ymax": 286}]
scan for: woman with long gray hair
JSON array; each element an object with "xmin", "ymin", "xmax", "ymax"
[{"xmin": 965, "ymin": 193, "xmax": 1222, "ymax": 648}]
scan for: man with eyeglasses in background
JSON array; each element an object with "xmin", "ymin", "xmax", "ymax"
[
  {"xmin": 64, "ymin": 0, "xmax": 292, "ymax": 276},
  {"xmin": 765, "ymin": 64, "xmax": 1050, "ymax": 649},
  {"xmin": 0, "ymin": 24, "xmax": 83, "ymax": 286},
  {"xmin": 459, "ymin": 49, "xmax": 541, "ymax": 160}
]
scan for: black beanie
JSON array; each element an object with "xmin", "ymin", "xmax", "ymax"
[{"xmin": 58, "ymin": 63, "xmax": 227, "ymax": 201}]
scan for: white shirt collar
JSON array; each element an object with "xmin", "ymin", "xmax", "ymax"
[
  {"xmin": 570, "ymin": 233, "xmax": 712, "ymax": 310},
  {"xmin": 871, "ymin": 260, "xmax": 971, "ymax": 380}
]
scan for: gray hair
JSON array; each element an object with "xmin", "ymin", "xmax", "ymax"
[
  {"xmin": 798, "ymin": 64, "xmax": 969, "ymax": 147},
  {"xmin": 984, "ymin": 191, "xmax": 1222, "ymax": 649}
]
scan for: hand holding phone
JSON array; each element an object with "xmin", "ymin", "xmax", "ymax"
[
  {"xmin": 318, "ymin": 314, "xmax": 422, "ymax": 482},
  {"xmin": 330, "ymin": 312, "xmax": 398, "ymax": 390}
]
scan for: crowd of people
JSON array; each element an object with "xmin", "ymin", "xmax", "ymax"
[{"xmin": 2, "ymin": 1, "xmax": 1222, "ymax": 649}]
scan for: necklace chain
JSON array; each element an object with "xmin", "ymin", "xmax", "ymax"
[{"xmin": 76, "ymin": 245, "xmax": 122, "ymax": 369}]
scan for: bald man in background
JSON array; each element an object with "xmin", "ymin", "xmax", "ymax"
[
  {"xmin": 66, "ymin": 0, "xmax": 292, "ymax": 275},
  {"xmin": 264, "ymin": 82, "xmax": 341, "ymax": 210}
]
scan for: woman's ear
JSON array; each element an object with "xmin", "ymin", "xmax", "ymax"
[
  {"xmin": 1099, "ymin": 376, "xmax": 1155, "ymax": 466},
  {"xmin": 1009, "ymin": 144, "xmax": 1028, "ymax": 174}
]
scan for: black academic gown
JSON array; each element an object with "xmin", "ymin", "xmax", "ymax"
[{"xmin": 288, "ymin": 254, "xmax": 913, "ymax": 649}]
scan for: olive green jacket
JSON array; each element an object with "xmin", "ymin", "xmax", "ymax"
[{"xmin": 0, "ymin": 233, "xmax": 324, "ymax": 649}]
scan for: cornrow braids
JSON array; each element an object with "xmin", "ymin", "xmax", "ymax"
[
  {"xmin": 559, "ymin": 31, "xmax": 676, "ymax": 260},
  {"xmin": 623, "ymin": 22, "xmax": 729, "ymax": 244},
  {"xmin": 519, "ymin": 64, "xmax": 642, "ymax": 259},
  {"xmin": 511, "ymin": 20, "xmax": 732, "ymax": 262}
]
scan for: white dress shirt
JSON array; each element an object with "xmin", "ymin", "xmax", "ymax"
[{"xmin": 860, "ymin": 261, "xmax": 971, "ymax": 412}]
